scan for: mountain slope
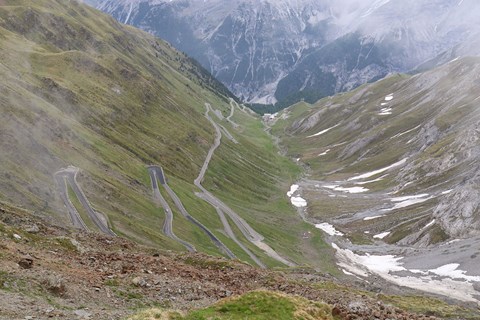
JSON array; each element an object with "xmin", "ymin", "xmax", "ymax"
[
  {"xmin": 94, "ymin": 0, "xmax": 480, "ymax": 109},
  {"xmin": 0, "ymin": 0, "xmax": 329, "ymax": 268},
  {"xmin": 275, "ymin": 58, "xmax": 480, "ymax": 242},
  {"xmin": 271, "ymin": 57, "xmax": 480, "ymax": 304}
]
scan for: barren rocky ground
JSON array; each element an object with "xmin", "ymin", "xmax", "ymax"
[{"xmin": 1, "ymin": 203, "xmax": 478, "ymax": 320}]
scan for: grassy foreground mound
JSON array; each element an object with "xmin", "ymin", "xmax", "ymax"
[{"xmin": 128, "ymin": 291, "xmax": 333, "ymax": 320}]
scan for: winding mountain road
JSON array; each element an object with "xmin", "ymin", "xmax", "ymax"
[
  {"xmin": 149, "ymin": 166, "xmax": 235, "ymax": 258},
  {"xmin": 54, "ymin": 166, "xmax": 115, "ymax": 236},
  {"xmin": 54, "ymin": 168, "xmax": 89, "ymax": 231},
  {"xmin": 148, "ymin": 167, "xmax": 196, "ymax": 252},
  {"xmin": 226, "ymin": 100, "xmax": 239, "ymax": 128},
  {"xmin": 230, "ymin": 98, "xmax": 254, "ymax": 117},
  {"xmin": 219, "ymin": 124, "xmax": 238, "ymax": 144},
  {"xmin": 195, "ymin": 103, "xmax": 295, "ymax": 267},
  {"xmin": 213, "ymin": 201, "xmax": 266, "ymax": 268}
]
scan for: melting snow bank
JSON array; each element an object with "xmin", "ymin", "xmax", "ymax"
[
  {"xmin": 384, "ymin": 194, "xmax": 433, "ymax": 211},
  {"xmin": 332, "ymin": 243, "xmax": 480, "ymax": 303},
  {"xmin": 427, "ymin": 264, "xmax": 480, "ymax": 282},
  {"xmin": 287, "ymin": 184, "xmax": 308, "ymax": 207},
  {"xmin": 422, "ymin": 220, "xmax": 436, "ymax": 230},
  {"xmin": 307, "ymin": 124, "xmax": 340, "ymax": 138},
  {"xmin": 355, "ymin": 175, "xmax": 387, "ymax": 185},
  {"xmin": 373, "ymin": 232, "xmax": 390, "ymax": 239},
  {"xmin": 316, "ymin": 223, "xmax": 344, "ymax": 236},
  {"xmin": 287, "ymin": 184, "xmax": 299, "ymax": 197},
  {"xmin": 291, "ymin": 196, "xmax": 307, "ymax": 207},
  {"xmin": 363, "ymin": 215, "xmax": 384, "ymax": 221},
  {"xmin": 378, "ymin": 107, "xmax": 392, "ymax": 115},
  {"xmin": 348, "ymin": 158, "xmax": 407, "ymax": 181},
  {"xmin": 318, "ymin": 149, "xmax": 330, "ymax": 156},
  {"xmin": 324, "ymin": 185, "xmax": 369, "ymax": 194}
]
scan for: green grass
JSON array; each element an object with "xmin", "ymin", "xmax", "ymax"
[
  {"xmin": 379, "ymin": 294, "xmax": 480, "ymax": 319},
  {"xmin": 0, "ymin": 0, "xmax": 338, "ymax": 270},
  {"xmin": 127, "ymin": 291, "xmax": 334, "ymax": 320}
]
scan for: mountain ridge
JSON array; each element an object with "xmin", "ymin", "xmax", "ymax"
[{"xmin": 94, "ymin": 0, "xmax": 480, "ymax": 110}]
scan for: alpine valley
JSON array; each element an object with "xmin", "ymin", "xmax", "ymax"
[
  {"xmin": 1, "ymin": 0, "xmax": 480, "ymax": 319},
  {"xmin": 93, "ymin": 0, "xmax": 480, "ymax": 110}
]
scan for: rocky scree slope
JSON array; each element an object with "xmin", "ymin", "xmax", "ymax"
[
  {"xmin": 1, "ymin": 202, "xmax": 476, "ymax": 319},
  {"xmin": 0, "ymin": 0, "xmax": 321, "ymax": 267}
]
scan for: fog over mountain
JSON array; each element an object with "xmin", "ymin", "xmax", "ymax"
[{"xmin": 92, "ymin": 0, "xmax": 480, "ymax": 108}]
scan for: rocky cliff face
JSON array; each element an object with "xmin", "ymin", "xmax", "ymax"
[
  {"xmin": 95, "ymin": 0, "xmax": 331, "ymax": 104},
  {"xmin": 95, "ymin": 0, "xmax": 480, "ymax": 108}
]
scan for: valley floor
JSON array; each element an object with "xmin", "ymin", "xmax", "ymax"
[{"xmin": 290, "ymin": 178, "xmax": 480, "ymax": 306}]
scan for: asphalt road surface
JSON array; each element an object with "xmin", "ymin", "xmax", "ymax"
[
  {"xmin": 54, "ymin": 169, "xmax": 89, "ymax": 231},
  {"xmin": 55, "ymin": 166, "xmax": 115, "ymax": 236},
  {"xmin": 149, "ymin": 166, "xmax": 237, "ymax": 258},
  {"xmin": 148, "ymin": 166, "xmax": 196, "ymax": 252},
  {"xmin": 195, "ymin": 103, "xmax": 295, "ymax": 267}
]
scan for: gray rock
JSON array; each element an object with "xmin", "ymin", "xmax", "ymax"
[
  {"xmin": 74, "ymin": 309, "xmax": 92, "ymax": 319},
  {"xmin": 25, "ymin": 224, "xmax": 40, "ymax": 234},
  {"xmin": 18, "ymin": 256, "xmax": 34, "ymax": 269},
  {"xmin": 132, "ymin": 277, "xmax": 147, "ymax": 287}
]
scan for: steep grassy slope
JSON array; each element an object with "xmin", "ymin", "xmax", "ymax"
[
  {"xmin": 0, "ymin": 0, "xmax": 330, "ymax": 267},
  {"xmin": 272, "ymin": 58, "xmax": 480, "ymax": 246}
]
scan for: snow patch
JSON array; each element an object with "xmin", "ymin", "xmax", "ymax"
[
  {"xmin": 333, "ymin": 243, "xmax": 404, "ymax": 274},
  {"xmin": 384, "ymin": 94, "xmax": 393, "ymax": 101},
  {"xmin": 342, "ymin": 269, "xmax": 355, "ymax": 276},
  {"xmin": 383, "ymin": 196, "xmax": 433, "ymax": 211},
  {"xmin": 442, "ymin": 189, "xmax": 453, "ymax": 195},
  {"xmin": 324, "ymin": 185, "xmax": 369, "ymax": 193},
  {"xmin": 318, "ymin": 149, "xmax": 331, "ymax": 156},
  {"xmin": 348, "ymin": 158, "xmax": 407, "ymax": 181},
  {"xmin": 355, "ymin": 175, "xmax": 387, "ymax": 185},
  {"xmin": 291, "ymin": 196, "xmax": 307, "ymax": 207},
  {"xmin": 307, "ymin": 124, "xmax": 340, "ymax": 138},
  {"xmin": 316, "ymin": 223, "xmax": 344, "ymax": 236},
  {"xmin": 422, "ymin": 220, "xmax": 435, "ymax": 230},
  {"xmin": 373, "ymin": 232, "xmax": 390, "ymax": 239},
  {"xmin": 287, "ymin": 184, "xmax": 299, "ymax": 197},
  {"xmin": 363, "ymin": 215, "xmax": 384, "ymax": 221},
  {"xmin": 332, "ymin": 243, "xmax": 480, "ymax": 303},
  {"xmin": 378, "ymin": 107, "xmax": 392, "ymax": 115},
  {"xmin": 428, "ymin": 264, "xmax": 480, "ymax": 282}
]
